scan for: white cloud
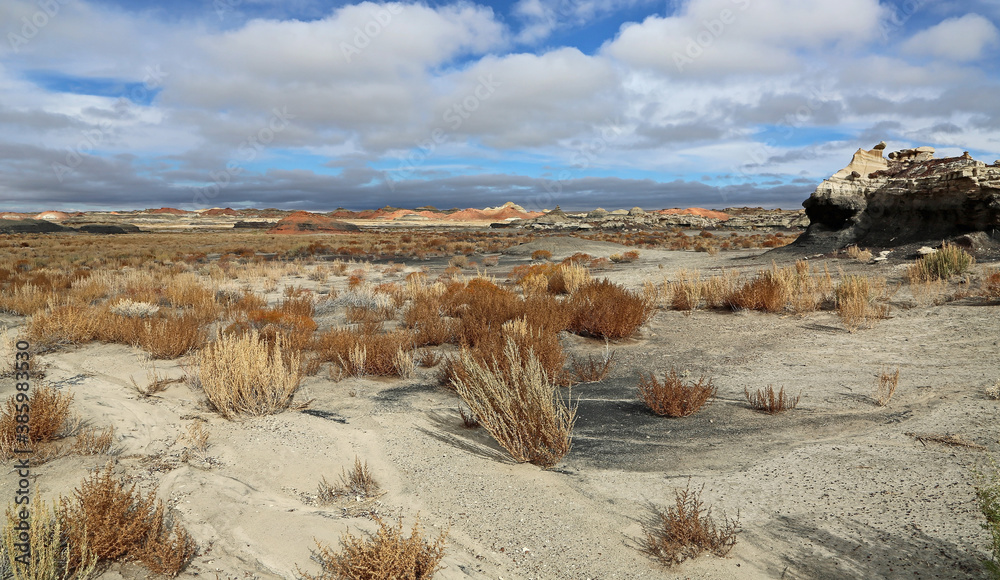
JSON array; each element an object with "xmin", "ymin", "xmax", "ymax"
[
  {"xmin": 901, "ymin": 14, "xmax": 1000, "ymax": 61},
  {"xmin": 603, "ymin": 0, "xmax": 886, "ymax": 76}
]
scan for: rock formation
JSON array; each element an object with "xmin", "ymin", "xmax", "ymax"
[{"xmin": 796, "ymin": 143, "xmax": 1000, "ymax": 250}]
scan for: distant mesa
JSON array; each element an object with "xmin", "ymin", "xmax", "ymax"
[
  {"xmin": 1, "ymin": 212, "xmax": 31, "ymax": 220},
  {"xmin": 149, "ymin": 207, "xmax": 192, "ymax": 215},
  {"xmin": 35, "ymin": 211, "xmax": 71, "ymax": 221},
  {"xmin": 658, "ymin": 207, "xmax": 731, "ymax": 221},
  {"xmin": 268, "ymin": 211, "xmax": 360, "ymax": 234},
  {"xmin": 203, "ymin": 207, "xmax": 238, "ymax": 216},
  {"xmin": 795, "ymin": 142, "xmax": 1000, "ymax": 250}
]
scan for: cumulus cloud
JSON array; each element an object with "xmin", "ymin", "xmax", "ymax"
[
  {"xmin": 603, "ymin": 0, "xmax": 886, "ymax": 76},
  {"xmin": 901, "ymin": 14, "xmax": 1000, "ymax": 61}
]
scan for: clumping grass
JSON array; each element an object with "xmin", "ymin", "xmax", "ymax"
[
  {"xmin": 450, "ymin": 338, "xmax": 576, "ymax": 468},
  {"xmin": 845, "ymin": 245, "xmax": 873, "ymax": 262},
  {"xmin": 70, "ymin": 426, "xmax": 116, "ymax": 456},
  {"xmin": 640, "ymin": 482, "xmax": 740, "ymax": 567},
  {"xmin": 318, "ymin": 456, "xmax": 382, "ymax": 504},
  {"xmin": 744, "ymin": 385, "xmax": 799, "ymax": 414},
  {"xmin": 61, "ymin": 463, "xmax": 196, "ymax": 576},
  {"xmin": 299, "ymin": 515, "xmax": 446, "ymax": 580},
  {"xmin": 182, "ymin": 422, "xmax": 211, "ymax": 452},
  {"xmin": 196, "ymin": 330, "xmax": 303, "ymax": 419},
  {"xmin": 835, "ymin": 274, "xmax": 889, "ymax": 332},
  {"xmin": 908, "ymin": 243, "xmax": 975, "ymax": 282},
  {"xmin": 873, "ymin": 366, "xmax": 900, "ymax": 407},
  {"xmin": 638, "ymin": 369, "xmax": 716, "ymax": 418}
]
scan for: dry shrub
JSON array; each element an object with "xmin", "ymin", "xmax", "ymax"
[
  {"xmin": 668, "ymin": 270, "xmax": 702, "ymax": 312},
  {"xmin": 566, "ymin": 279, "xmax": 654, "ymax": 340},
  {"xmin": 845, "ymin": 245, "xmax": 873, "ymax": 262},
  {"xmin": 873, "ymin": 366, "xmax": 900, "ymax": 407},
  {"xmin": 416, "ymin": 349, "xmax": 442, "ymax": 368},
  {"xmin": 569, "ymin": 348, "xmax": 617, "ymax": 384},
  {"xmin": 835, "ymin": 274, "xmax": 889, "ymax": 332},
  {"xmin": 744, "ymin": 385, "xmax": 799, "ymax": 414},
  {"xmin": 638, "ymin": 369, "xmax": 716, "ymax": 417},
  {"xmin": 0, "ymin": 384, "xmax": 76, "ymax": 456},
  {"xmin": 135, "ymin": 314, "xmax": 207, "ymax": 359},
  {"xmin": 701, "ymin": 272, "xmax": 738, "ymax": 310},
  {"xmin": 70, "ymin": 425, "xmax": 115, "ymax": 455},
  {"xmin": 446, "ymin": 317, "xmax": 567, "ymax": 388},
  {"xmin": 183, "ymin": 422, "xmax": 210, "ymax": 452},
  {"xmin": 27, "ymin": 304, "xmax": 101, "ymax": 347},
  {"xmin": 982, "ymin": 267, "xmax": 1000, "ymax": 299},
  {"xmin": 531, "ymin": 249, "xmax": 553, "ymax": 261},
  {"xmin": 317, "ymin": 456, "xmax": 382, "ymax": 504},
  {"xmin": 907, "ymin": 243, "xmax": 975, "ymax": 282},
  {"xmin": 197, "ymin": 330, "xmax": 303, "ymax": 419},
  {"xmin": 450, "ymin": 338, "xmax": 576, "ymax": 468},
  {"xmin": 61, "ymin": 463, "xmax": 196, "ymax": 576},
  {"xmin": 403, "ymin": 298, "xmax": 453, "ymax": 347},
  {"xmin": 640, "ymin": 482, "xmax": 740, "ymax": 567},
  {"xmin": 299, "ymin": 515, "xmax": 446, "ymax": 580},
  {"xmin": 725, "ymin": 269, "xmax": 787, "ymax": 313},
  {"xmin": 316, "ymin": 328, "xmax": 415, "ymax": 377},
  {"xmin": 0, "ymin": 326, "xmax": 15, "ymax": 377},
  {"xmin": 0, "ymin": 284, "xmax": 58, "ymax": 316},
  {"xmin": 3, "ymin": 492, "xmax": 98, "ymax": 580}
]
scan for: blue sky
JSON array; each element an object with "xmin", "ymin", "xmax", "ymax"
[{"xmin": 1, "ymin": 0, "xmax": 999, "ymax": 212}]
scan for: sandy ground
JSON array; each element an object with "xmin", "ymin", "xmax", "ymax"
[{"xmin": 1, "ymin": 241, "xmax": 998, "ymax": 579}]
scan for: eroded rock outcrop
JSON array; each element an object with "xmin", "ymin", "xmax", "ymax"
[{"xmin": 797, "ymin": 143, "xmax": 1000, "ymax": 249}]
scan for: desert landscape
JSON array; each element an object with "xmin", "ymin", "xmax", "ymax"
[{"xmin": 0, "ymin": 144, "xmax": 998, "ymax": 579}]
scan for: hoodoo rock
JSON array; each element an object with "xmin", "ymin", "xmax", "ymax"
[{"xmin": 796, "ymin": 143, "xmax": 1000, "ymax": 250}]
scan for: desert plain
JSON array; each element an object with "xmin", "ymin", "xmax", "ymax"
[{"xmin": 0, "ymin": 204, "xmax": 998, "ymax": 580}]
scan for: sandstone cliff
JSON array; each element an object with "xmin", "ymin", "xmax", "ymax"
[{"xmin": 797, "ymin": 143, "xmax": 1000, "ymax": 250}]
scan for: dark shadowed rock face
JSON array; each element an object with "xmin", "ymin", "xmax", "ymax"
[{"xmin": 797, "ymin": 144, "xmax": 1000, "ymax": 250}]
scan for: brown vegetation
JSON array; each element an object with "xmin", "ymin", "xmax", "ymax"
[
  {"xmin": 60, "ymin": 463, "xmax": 196, "ymax": 576},
  {"xmin": 640, "ymin": 482, "xmax": 740, "ymax": 567},
  {"xmin": 196, "ymin": 330, "xmax": 303, "ymax": 419},
  {"xmin": 299, "ymin": 515, "xmax": 446, "ymax": 580},
  {"xmin": 744, "ymin": 385, "xmax": 800, "ymax": 414},
  {"xmin": 566, "ymin": 279, "xmax": 654, "ymax": 340},
  {"xmin": 873, "ymin": 366, "xmax": 900, "ymax": 407},
  {"xmin": 638, "ymin": 369, "xmax": 716, "ymax": 417},
  {"xmin": 450, "ymin": 338, "xmax": 576, "ymax": 468}
]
